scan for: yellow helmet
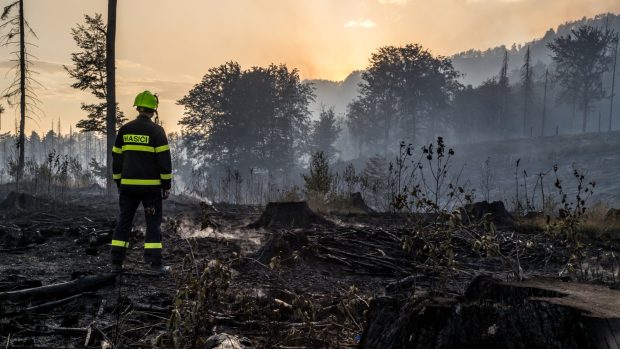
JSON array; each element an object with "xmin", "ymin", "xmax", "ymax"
[{"xmin": 133, "ymin": 90, "xmax": 158, "ymax": 110}]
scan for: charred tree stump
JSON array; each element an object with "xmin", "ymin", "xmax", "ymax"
[
  {"xmin": 254, "ymin": 230, "xmax": 310, "ymax": 264},
  {"xmin": 328, "ymin": 192, "xmax": 375, "ymax": 214},
  {"xmin": 361, "ymin": 276, "xmax": 620, "ymax": 349},
  {"xmin": 462, "ymin": 201, "xmax": 514, "ymax": 226},
  {"xmin": 247, "ymin": 201, "xmax": 330, "ymax": 229},
  {"xmin": 606, "ymin": 208, "xmax": 620, "ymax": 222}
]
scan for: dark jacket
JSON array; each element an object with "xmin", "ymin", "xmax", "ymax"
[{"xmin": 112, "ymin": 115, "xmax": 172, "ymax": 194}]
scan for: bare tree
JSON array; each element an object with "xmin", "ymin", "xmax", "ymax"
[
  {"xmin": 521, "ymin": 46, "xmax": 533, "ymax": 137},
  {"xmin": 610, "ymin": 34, "xmax": 619, "ymax": 132},
  {"xmin": 541, "ymin": 68, "xmax": 549, "ymax": 137},
  {"xmin": 105, "ymin": 0, "xmax": 117, "ymax": 196},
  {"xmin": 498, "ymin": 50, "xmax": 510, "ymax": 136},
  {"xmin": 0, "ymin": 0, "xmax": 40, "ymax": 188}
]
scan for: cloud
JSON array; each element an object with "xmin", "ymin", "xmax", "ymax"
[
  {"xmin": 0, "ymin": 60, "xmax": 66, "ymax": 74},
  {"xmin": 344, "ymin": 18, "xmax": 376, "ymax": 29},
  {"xmin": 378, "ymin": 0, "xmax": 409, "ymax": 4},
  {"xmin": 116, "ymin": 77, "xmax": 193, "ymax": 101},
  {"xmin": 466, "ymin": 0, "xmax": 525, "ymax": 2}
]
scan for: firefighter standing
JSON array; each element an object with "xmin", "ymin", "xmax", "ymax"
[{"xmin": 110, "ymin": 91, "xmax": 172, "ymax": 274}]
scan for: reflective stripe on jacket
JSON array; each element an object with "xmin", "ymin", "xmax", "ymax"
[{"xmin": 112, "ymin": 115, "xmax": 172, "ymax": 193}]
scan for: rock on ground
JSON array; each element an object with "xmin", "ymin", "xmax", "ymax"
[{"xmin": 204, "ymin": 333, "xmax": 254, "ymax": 349}]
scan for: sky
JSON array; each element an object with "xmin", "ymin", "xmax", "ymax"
[{"xmin": 0, "ymin": 0, "xmax": 619, "ymax": 136}]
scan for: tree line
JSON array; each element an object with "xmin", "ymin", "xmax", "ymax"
[{"xmin": 179, "ymin": 23, "xmax": 618, "ymax": 174}]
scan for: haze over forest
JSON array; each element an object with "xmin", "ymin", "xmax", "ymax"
[{"xmin": 1, "ymin": 4, "xmax": 619, "ymax": 207}]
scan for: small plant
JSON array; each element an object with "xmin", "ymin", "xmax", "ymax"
[
  {"xmin": 393, "ymin": 137, "xmax": 482, "ymax": 291},
  {"xmin": 548, "ymin": 165, "xmax": 596, "ymax": 279},
  {"xmin": 168, "ymin": 258, "xmax": 232, "ymax": 349},
  {"xmin": 480, "ymin": 157, "xmax": 494, "ymax": 202},
  {"xmin": 303, "ymin": 151, "xmax": 333, "ymax": 210}
]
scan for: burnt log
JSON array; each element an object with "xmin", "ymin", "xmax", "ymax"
[
  {"xmin": 0, "ymin": 278, "xmax": 42, "ymax": 292},
  {"xmin": 247, "ymin": 201, "xmax": 330, "ymax": 229},
  {"xmin": 0, "ymin": 274, "xmax": 116, "ymax": 303},
  {"xmin": 361, "ymin": 276, "xmax": 620, "ymax": 349}
]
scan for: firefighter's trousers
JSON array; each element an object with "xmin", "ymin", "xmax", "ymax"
[{"xmin": 110, "ymin": 192, "xmax": 163, "ymax": 266}]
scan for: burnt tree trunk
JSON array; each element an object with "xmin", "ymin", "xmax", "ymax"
[
  {"xmin": 16, "ymin": 0, "xmax": 25, "ymax": 188},
  {"xmin": 105, "ymin": 0, "xmax": 117, "ymax": 198}
]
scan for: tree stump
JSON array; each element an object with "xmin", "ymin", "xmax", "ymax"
[
  {"xmin": 462, "ymin": 201, "xmax": 514, "ymax": 225},
  {"xmin": 361, "ymin": 276, "xmax": 620, "ymax": 349},
  {"xmin": 329, "ymin": 192, "xmax": 375, "ymax": 214},
  {"xmin": 247, "ymin": 201, "xmax": 330, "ymax": 229},
  {"xmin": 253, "ymin": 230, "xmax": 310, "ymax": 264},
  {"xmin": 606, "ymin": 208, "xmax": 620, "ymax": 222}
]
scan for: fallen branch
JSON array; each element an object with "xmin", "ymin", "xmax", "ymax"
[
  {"xmin": 0, "ymin": 274, "xmax": 116, "ymax": 303},
  {"xmin": 26, "ymin": 292, "xmax": 93, "ymax": 313}
]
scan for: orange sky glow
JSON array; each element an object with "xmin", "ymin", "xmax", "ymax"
[{"xmin": 0, "ymin": 0, "xmax": 619, "ymax": 135}]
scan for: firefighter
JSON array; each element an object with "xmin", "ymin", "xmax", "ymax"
[{"xmin": 110, "ymin": 90, "xmax": 172, "ymax": 274}]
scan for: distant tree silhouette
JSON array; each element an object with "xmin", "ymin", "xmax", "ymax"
[
  {"xmin": 65, "ymin": 14, "xmax": 125, "ymax": 133},
  {"xmin": 178, "ymin": 62, "xmax": 313, "ymax": 173},
  {"xmin": 345, "ymin": 98, "xmax": 376, "ymax": 157},
  {"xmin": 609, "ymin": 34, "xmax": 619, "ymax": 132},
  {"xmin": 347, "ymin": 44, "xmax": 461, "ymax": 155},
  {"xmin": 452, "ymin": 78, "xmax": 504, "ymax": 142},
  {"xmin": 498, "ymin": 50, "xmax": 510, "ymax": 136},
  {"xmin": 310, "ymin": 107, "xmax": 341, "ymax": 162},
  {"xmin": 548, "ymin": 25, "xmax": 616, "ymax": 132},
  {"xmin": 521, "ymin": 46, "xmax": 534, "ymax": 137}
]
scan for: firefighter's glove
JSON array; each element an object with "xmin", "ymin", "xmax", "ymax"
[{"xmin": 162, "ymin": 189, "xmax": 170, "ymax": 200}]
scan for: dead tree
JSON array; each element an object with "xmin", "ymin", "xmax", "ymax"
[
  {"xmin": 105, "ymin": 0, "xmax": 117, "ymax": 197},
  {"xmin": 0, "ymin": 0, "xmax": 40, "ymax": 189}
]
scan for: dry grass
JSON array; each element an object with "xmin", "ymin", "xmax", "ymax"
[{"xmin": 514, "ymin": 202, "xmax": 620, "ymax": 240}]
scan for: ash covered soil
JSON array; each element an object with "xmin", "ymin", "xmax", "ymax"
[{"xmin": 1, "ymin": 190, "xmax": 620, "ymax": 348}]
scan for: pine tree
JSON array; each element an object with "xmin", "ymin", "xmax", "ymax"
[{"xmin": 65, "ymin": 14, "xmax": 125, "ymax": 133}]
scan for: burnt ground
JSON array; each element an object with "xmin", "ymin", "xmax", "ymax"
[{"xmin": 1, "ymin": 191, "xmax": 620, "ymax": 348}]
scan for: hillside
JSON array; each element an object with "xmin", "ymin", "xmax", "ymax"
[
  {"xmin": 452, "ymin": 13, "xmax": 620, "ymax": 86},
  {"xmin": 306, "ymin": 13, "xmax": 620, "ymax": 117},
  {"xmin": 448, "ymin": 130, "xmax": 620, "ymax": 208}
]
